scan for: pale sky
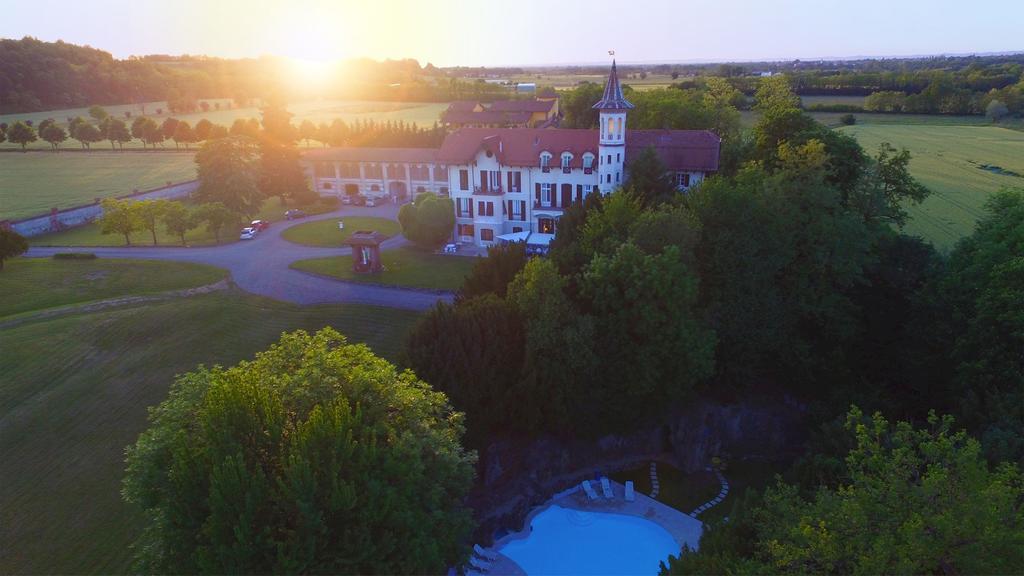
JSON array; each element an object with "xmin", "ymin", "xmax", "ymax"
[{"xmin": 1, "ymin": 0, "xmax": 1020, "ymax": 66}]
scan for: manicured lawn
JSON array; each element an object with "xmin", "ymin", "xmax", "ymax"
[
  {"xmin": 840, "ymin": 124, "xmax": 1024, "ymax": 250},
  {"xmin": 0, "ymin": 291, "xmax": 421, "ymax": 574},
  {"xmin": 281, "ymin": 216, "xmax": 401, "ymax": 247},
  {"xmin": 0, "ymin": 151, "xmax": 196, "ymax": 220},
  {"xmin": 610, "ymin": 462, "xmax": 721, "ymax": 515},
  {"xmin": 0, "ymin": 258, "xmax": 225, "ymax": 318},
  {"xmin": 291, "ymin": 246, "xmax": 477, "ymax": 291}
]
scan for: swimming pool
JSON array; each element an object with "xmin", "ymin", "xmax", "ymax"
[{"xmin": 497, "ymin": 505, "xmax": 680, "ymax": 575}]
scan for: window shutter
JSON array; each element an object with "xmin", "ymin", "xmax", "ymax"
[
  {"xmin": 520, "ymin": 201, "xmax": 526, "ymax": 220},
  {"xmin": 535, "ymin": 183, "xmax": 541, "ymax": 204}
]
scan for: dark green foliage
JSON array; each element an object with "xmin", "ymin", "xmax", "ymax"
[
  {"xmin": 51, "ymin": 252, "xmax": 98, "ymax": 260},
  {"xmin": 194, "ymin": 136, "xmax": 262, "ymax": 216},
  {"xmin": 403, "ymin": 296, "xmax": 527, "ymax": 444},
  {"xmin": 0, "ymin": 228, "xmax": 29, "ymax": 270},
  {"xmin": 193, "ymin": 202, "xmax": 240, "ymax": 244},
  {"xmin": 662, "ymin": 408, "xmax": 1024, "ymax": 575},
  {"xmin": 559, "ymin": 81, "xmax": 604, "ymax": 128},
  {"xmin": 7, "ymin": 121, "xmax": 37, "ymax": 150},
  {"xmin": 580, "ymin": 243, "xmax": 715, "ymax": 431},
  {"xmin": 624, "ymin": 146, "xmax": 678, "ymax": 206},
  {"xmin": 258, "ymin": 141, "xmax": 314, "ymax": 205},
  {"xmin": 457, "ymin": 241, "xmax": 527, "ymax": 302},
  {"xmin": 123, "ymin": 328, "xmax": 475, "ymax": 574},
  {"xmin": 839, "ymin": 113, "xmax": 856, "ymax": 125},
  {"xmin": 846, "ymin": 142, "xmax": 932, "ymax": 228},
  {"xmin": 397, "ymin": 193, "xmax": 455, "ymax": 249}
]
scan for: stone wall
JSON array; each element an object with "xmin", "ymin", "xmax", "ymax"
[
  {"xmin": 468, "ymin": 397, "xmax": 806, "ymax": 542},
  {"xmin": 3, "ymin": 180, "xmax": 199, "ymax": 237}
]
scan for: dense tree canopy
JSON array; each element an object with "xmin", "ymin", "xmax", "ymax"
[
  {"xmin": 398, "ymin": 193, "xmax": 456, "ymax": 248},
  {"xmin": 194, "ymin": 136, "xmax": 262, "ymax": 216},
  {"xmin": 123, "ymin": 328, "xmax": 476, "ymax": 574},
  {"xmin": 0, "ymin": 228, "xmax": 29, "ymax": 270}
]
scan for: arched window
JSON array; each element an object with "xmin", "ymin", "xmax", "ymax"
[
  {"xmin": 560, "ymin": 152, "xmax": 573, "ymax": 171},
  {"xmin": 539, "ymin": 152, "xmax": 552, "ymax": 172},
  {"xmin": 607, "ymin": 117, "xmax": 614, "ymax": 138},
  {"xmin": 615, "ymin": 117, "xmax": 622, "ymax": 140},
  {"xmin": 582, "ymin": 153, "xmax": 595, "ymax": 173}
]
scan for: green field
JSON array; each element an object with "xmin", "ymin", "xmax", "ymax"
[
  {"xmin": 292, "ymin": 246, "xmax": 476, "ymax": 291},
  {"xmin": 839, "ymin": 124, "xmax": 1024, "ymax": 250},
  {"xmin": 739, "ymin": 108, "xmax": 1024, "ymax": 130},
  {"xmin": 0, "ymin": 263, "xmax": 421, "ymax": 574},
  {"xmin": 281, "ymin": 216, "xmax": 401, "ymax": 247},
  {"xmin": 0, "ymin": 258, "xmax": 225, "ymax": 318},
  {"xmin": 0, "ymin": 99, "xmax": 449, "ymax": 152},
  {"xmin": 0, "ymin": 152, "xmax": 196, "ymax": 220}
]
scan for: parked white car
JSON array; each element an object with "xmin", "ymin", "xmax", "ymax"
[{"xmin": 239, "ymin": 227, "xmax": 257, "ymax": 240}]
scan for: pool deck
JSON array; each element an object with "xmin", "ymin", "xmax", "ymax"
[{"xmin": 480, "ymin": 479, "xmax": 702, "ymax": 575}]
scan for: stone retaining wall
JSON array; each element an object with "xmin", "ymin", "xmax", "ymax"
[{"xmin": 2, "ymin": 180, "xmax": 199, "ymax": 237}]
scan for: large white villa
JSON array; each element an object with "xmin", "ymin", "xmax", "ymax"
[{"xmin": 303, "ymin": 61, "xmax": 721, "ymax": 248}]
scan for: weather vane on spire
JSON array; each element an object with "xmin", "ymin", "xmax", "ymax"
[{"xmin": 608, "ymin": 50, "xmax": 615, "ymax": 57}]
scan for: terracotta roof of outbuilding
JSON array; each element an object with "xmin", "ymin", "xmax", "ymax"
[
  {"xmin": 488, "ymin": 99, "xmax": 556, "ymax": 113},
  {"xmin": 626, "ymin": 130, "xmax": 721, "ymax": 172},
  {"xmin": 436, "ymin": 128, "xmax": 599, "ymax": 167},
  {"xmin": 302, "ymin": 147, "xmax": 438, "ymax": 163},
  {"xmin": 593, "ymin": 60, "xmax": 634, "ymax": 110},
  {"xmin": 442, "ymin": 110, "xmax": 533, "ymax": 125}
]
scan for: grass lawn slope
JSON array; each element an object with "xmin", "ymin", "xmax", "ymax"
[
  {"xmin": 840, "ymin": 124, "xmax": 1024, "ymax": 250},
  {"xmin": 0, "ymin": 291, "xmax": 421, "ymax": 575},
  {"xmin": 0, "ymin": 258, "xmax": 225, "ymax": 318},
  {"xmin": 291, "ymin": 246, "xmax": 476, "ymax": 291},
  {"xmin": 281, "ymin": 216, "xmax": 401, "ymax": 247},
  {"xmin": 0, "ymin": 152, "xmax": 196, "ymax": 220}
]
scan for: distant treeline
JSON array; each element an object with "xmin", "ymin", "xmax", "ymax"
[{"xmin": 0, "ymin": 37, "xmax": 514, "ymax": 114}]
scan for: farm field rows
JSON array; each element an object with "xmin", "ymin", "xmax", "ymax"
[
  {"xmin": 0, "ymin": 152, "xmax": 196, "ymax": 220},
  {"xmin": 0, "ymin": 272, "xmax": 421, "ymax": 574},
  {"xmin": 0, "ymin": 99, "xmax": 449, "ymax": 151},
  {"xmin": 839, "ymin": 124, "xmax": 1024, "ymax": 250}
]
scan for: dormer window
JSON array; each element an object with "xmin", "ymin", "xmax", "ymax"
[
  {"xmin": 560, "ymin": 152, "xmax": 573, "ymax": 173},
  {"xmin": 582, "ymin": 153, "xmax": 595, "ymax": 174},
  {"xmin": 540, "ymin": 152, "xmax": 552, "ymax": 172}
]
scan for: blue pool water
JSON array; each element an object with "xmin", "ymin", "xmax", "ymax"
[{"xmin": 497, "ymin": 505, "xmax": 679, "ymax": 575}]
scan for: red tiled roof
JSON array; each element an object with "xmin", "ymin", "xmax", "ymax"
[
  {"xmin": 302, "ymin": 147, "xmax": 438, "ymax": 163},
  {"xmin": 437, "ymin": 128, "xmax": 599, "ymax": 167},
  {"xmin": 446, "ymin": 101, "xmax": 480, "ymax": 113},
  {"xmin": 488, "ymin": 99, "xmax": 555, "ymax": 113},
  {"xmin": 627, "ymin": 130, "xmax": 721, "ymax": 172},
  {"xmin": 442, "ymin": 110, "xmax": 533, "ymax": 125}
]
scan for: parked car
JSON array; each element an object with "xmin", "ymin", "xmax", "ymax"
[
  {"xmin": 351, "ymin": 195, "xmax": 367, "ymax": 206},
  {"xmin": 239, "ymin": 227, "xmax": 257, "ymax": 240},
  {"xmin": 341, "ymin": 195, "xmax": 353, "ymax": 205},
  {"xmin": 250, "ymin": 220, "xmax": 270, "ymax": 232},
  {"xmin": 284, "ymin": 209, "xmax": 307, "ymax": 220},
  {"xmin": 365, "ymin": 197, "xmax": 377, "ymax": 207}
]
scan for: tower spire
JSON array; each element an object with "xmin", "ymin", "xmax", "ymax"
[{"xmin": 593, "ymin": 58, "xmax": 634, "ymax": 110}]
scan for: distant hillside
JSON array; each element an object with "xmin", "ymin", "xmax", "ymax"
[{"xmin": 0, "ymin": 37, "xmax": 509, "ymax": 114}]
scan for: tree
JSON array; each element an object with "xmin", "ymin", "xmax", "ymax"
[
  {"xmin": 132, "ymin": 117, "xmax": 163, "ymax": 148},
  {"xmin": 7, "ymin": 121, "xmax": 37, "ymax": 151},
  {"xmin": 580, "ymin": 242, "xmax": 715, "ymax": 431},
  {"xmin": 123, "ymin": 328, "xmax": 476, "ymax": 574},
  {"xmin": 259, "ymin": 141, "xmax": 315, "ymax": 205},
  {"xmin": 193, "ymin": 202, "xmax": 238, "ymax": 243},
  {"xmin": 847, "ymin": 142, "xmax": 931, "ymax": 228},
  {"xmin": 193, "ymin": 118, "xmax": 213, "ymax": 142},
  {"xmin": 624, "ymin": 146, "xmax": 677, "ymax": 205},
  {"xmin": 0, "ymin": 123, "xmax": 6, "ymax": 144},
  {"xmin": 208, "ymin": 124, "xmax": 229, "ymax": 139},
  {"xmin": 161, "ymin": 201, "xmax": 196, "ymax": 245},
  {"xmin": 172, "ymin": 120, "xmax": 195, "ymax": 149},
  {"xmin": 457, "ymin": 242, "xmax": 528, "ymax": 302},
  {"xmin": 398, "ymin": 193, "xmax": 456, "ymax": 249},
  {"xmin": 73, "ymin": 122, "xmax": 102, "ymax": 149},
  {"xmin": 986, "ymin": 99, "xmax": 1009, "ymax": 123},
  {"xmin": 135, "ymin": 199, "xmax": 170, "ymax": 245},
  {"xmin": 40, "ymin": 123, "xmax": 67, "ymax": 150},
  {"xmin": 87, "ymin": 105, "xmax": 108, "ymax": 122},
  {"xmin": 663, "ymin": 408, "xmax": 1024, "ymax": 575},
  {"xmin": 194, "ymin": 137, "xmax": 263, "ymax": 216},
  {"xmin": 101, "ymin": 117, "xmax": 131, "ymax": 150},
  {"xmin": 0, "ymin": 228, "xmax": 29, "ymax": 270},
  {"xmin": 298, "ymin": 119, "xmax": 317, "ymax": 147},
  {"xmin": 161, "ymin": 117, "xmax": 180, "ymax": 146},
  {"xmin": 99, "ymin": 198, "xmax": 141, "ymax": 245}
]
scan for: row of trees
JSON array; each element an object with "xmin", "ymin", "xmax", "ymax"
[{"xmin": 97, "ymin": 198, "xmax": 240, "ymax": 245}]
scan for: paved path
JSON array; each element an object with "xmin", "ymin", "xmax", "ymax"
[{"xmin": 25, "ymin": 204, "xmax": 454, "ymax": 311}]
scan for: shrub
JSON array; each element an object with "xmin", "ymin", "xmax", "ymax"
[{"xmin": 840, "ymin": 113, "xmax": 857, "ymax": 125}]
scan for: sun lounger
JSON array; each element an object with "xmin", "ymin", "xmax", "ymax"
[
  {"xmin": 474, "ymin": 544, "xmax": 498, "ymax": 561},
  {"xmin": 582, "ymin": 480, "xmax": 599, "ymax": 500},
  {"xmin": 601, "ymin": 477, "xmax": 614, "ymax": 498},
  {"xmin": 470, "ymin": 556, "xmax": 492, "ymax": 572},
  {"xmin": 625, "ymin": 480, "xmax": 635, "ymax": 502}
]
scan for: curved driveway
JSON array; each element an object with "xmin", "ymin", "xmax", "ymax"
[{"xmin": 26, "ymin": 204, "xmax": 453, "ymax": 311}]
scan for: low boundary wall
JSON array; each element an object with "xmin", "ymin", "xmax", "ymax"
[{"xmin": 2, "ymin": 180, "xmax": 199, "ymax": 237}]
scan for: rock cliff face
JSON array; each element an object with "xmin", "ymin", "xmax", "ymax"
[{"xmin": 469, "ymin": 397, "xmax": 805, "ymax": 541}]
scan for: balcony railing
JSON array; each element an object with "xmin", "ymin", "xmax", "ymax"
[
  {"xmin": 584, "ymin": 167, "xmax": 593, "ymax": 175},
  {"xmin": 562, "ymin": 166, "xmax": 571, "ymax": 174},
  {"xmin": 473, "ymin": 185, "xmax": 504, "ymax": 196},
  {"xmin": 541, "ymin": 166, "xmax": 551, "ymax": 173},
  {"xmin": 533, "ymin": 201, "xmax": 563, "ymax": 211}
]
